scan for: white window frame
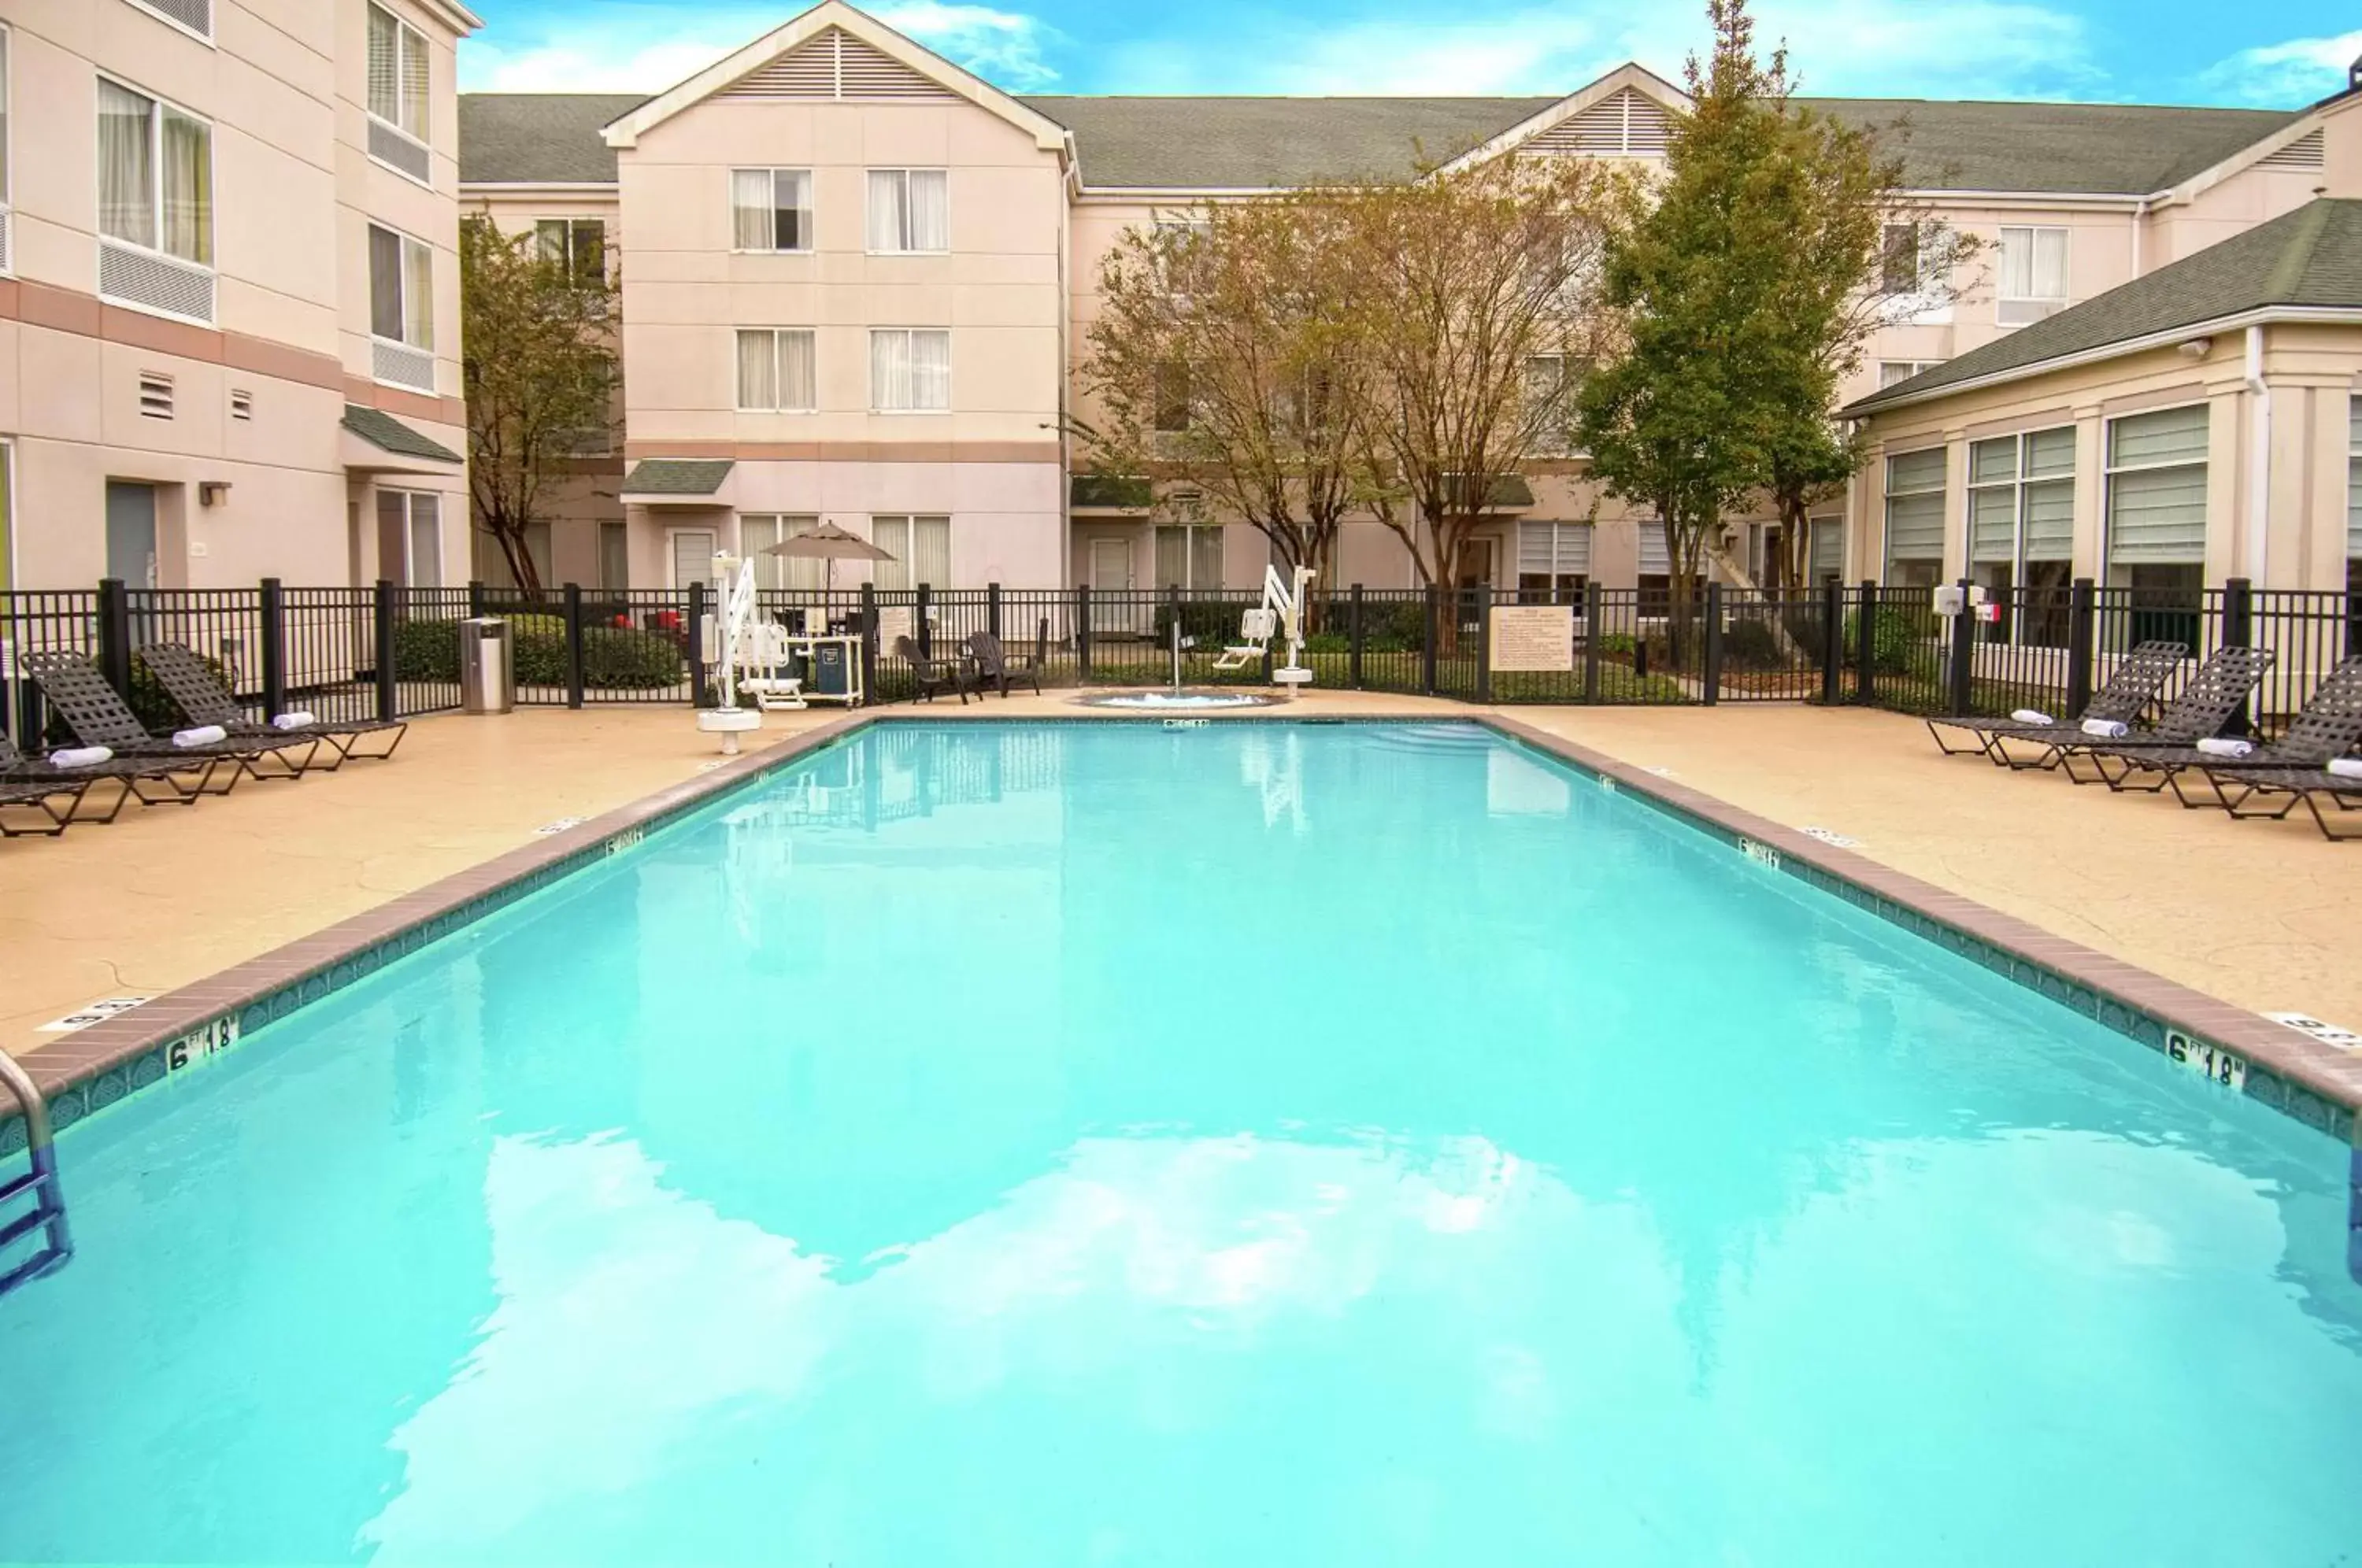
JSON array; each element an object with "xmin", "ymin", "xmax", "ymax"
[
  {"xmin": 379, "ymin": 488, "xmax": 442, "ymax": 588},
  {"xmin": 666, "ymin": 527, "xmax": 718, "ymax": 590},
  {"xmin": 365, "ymin": 2, "xmax": 432, "ymax": 185},
  {"xmin": 1877, "ymin": 360, "xmax": 1945, "ymax": 390},
  {"xmin": 125, "ymin": 0, "xmax": 216, "ymax": 46},
  {"xmin": 95, "ymin": 76, "xmax": 216, "ymax": 301},
  {"xmin": 1516, "ymin": 520, "xmax": 1590, "ymax": 602},
  {"xmin": 740, "ymin": 513, "xmax": 824, "ymax": 591},
  {"xmin": 730, "ymin": 168, "xmax": 813, "ymax": 254},
  {"xmin": 2104, "ymin": 401, "xmax": 2210, "ymax": 575},
  {"xmin": 866, "ymin": 168, "xmax": 949, "ymax": 256},
  {"xmin": 1883, "ymin": 446, "xmax": 1948, "ymax": 582},
  {"xmin": 0, "ymin": 436, "xmax": 15, "ymax": 594},
  {"xmin": 870, "ymin": 515, "xmax": 951, "ymax": 590},
  {"xmin": 368, "ymin": 221, "xmax": 435, "ymax": 389},
  {"xmin": 534, "ymin": 217, "xmax": 605, "ymax": 282},
  {"xmin": 869, "ymin": 327, "xmax": 950, "ymax": 414},
  {"xmin": 735, "ymin": 327, "xmax": 817, "ymax": 413},
  {"xmin": 1153, "ymin": 521, "xmax": 1224, "ymax": 590},
  {"xmin": 1996, "ymin": 225, "xmax": 2069, "ymax": 326},
  {"xmin": 0, "ymin": 23, "xmax": 13, "ymax": 275},
  {"xmin": 1966, "ymin": 426, "xmax": 2076, "ymax": 623}
]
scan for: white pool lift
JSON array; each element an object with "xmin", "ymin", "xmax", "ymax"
[
  {"xmin": 1211, "ymin": 564, "xmax": 1316, "ymax": 689},
  {"xmin": 696, "ymin": 553, "xmax": 766, "ymax": 754}
]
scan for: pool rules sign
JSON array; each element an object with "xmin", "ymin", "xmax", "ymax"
[{"xmin": 1490, "ymin": 605, "xmax": 1575, "ymax": 671}]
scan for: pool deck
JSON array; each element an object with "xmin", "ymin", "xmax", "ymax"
[{"xmin": 4, "ymin": 693, "xmax": 2357, "ymax": 1103}]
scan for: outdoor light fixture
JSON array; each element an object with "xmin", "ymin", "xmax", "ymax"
[
  {"xmin": 198, "ymin": 481, "xmax": 232, "ymax": 506},
  {"xmin": 2178, "ymin": 337, "xmax": 2212, "ymax": 359}
]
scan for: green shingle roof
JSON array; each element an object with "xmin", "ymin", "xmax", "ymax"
[
  {"xmin": 341, "ymin": 405, "xmax": 461, "ymax": 464},
  {"xmin": 455, "ymin": 89, "xmax": 2301, "ymax": 195},
  {"xmin": 1844, "ymin": 198, "xmax": 2362, "ymax": 416},
  {"xmin": 621, "ymin": 458, "xmax": 735, "ymax": 496}
]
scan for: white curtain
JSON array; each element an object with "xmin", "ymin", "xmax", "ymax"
[
  {"xmin": 736, "ymin": 330, "xmax": 777, "ymax": 409},
  {"xmin": 402, "ymin": 233, "xmax": 432, "ymax": 349},
  {"xmin": 161, "ymin": 109, "xmax": 211, "ymax": 264},
  {"xmin": 908, "ymin": 169, "xmax": 948, "ymax": 251},
  {"xmin": 98, "ymin": 81, "xmax": 155, "ymax": 249},
  {"xmin": 2001, "ymin": 227, "xmax": 2068, "ymax": 301},
  {"xmin": 399, "ymin": 24, "xmax": 429, "ymax": 138},
  {"xmin": 406, "ymin": 494, "xmax": 442, "ymax": 589},
  {"xmin": 871, "ymin": 330, "xmax": 911, "ymax": 410},
  {"xmin": 867, "ymin": 170, "xmax": 903, "ymax": 251},
  {"xmin": 910, "ymin": 516, "xmax": 951, "ymax": 586},
  {"xmin": 368, "ymin": 224, "xmax": 403, "ymax": 340},
  {"xmin": 1155, "ymin": 526, "xmax": 1187, "ymax": 586},
  {"xmin": 871, "ymin": 516, "xmax": 910, "ymax": 588},
  {"xmin": 777, "ymin": 329, "xmax": 816, "ymax": 411},
  {"xmin": 909, "ymin": 330, "xmax": 950, "ymax": 410},
  {"xmin": 367, "ymin": 6, "xmax": 399, "ymax": 124},
  {"xmin": 774, "ymin": 170, "xmax": 810, "ymax": 250},
  {"xmin": 731, "ymin": 169, "xmax": 772, "ymax": 250}
]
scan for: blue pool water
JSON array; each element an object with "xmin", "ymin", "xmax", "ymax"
[{"xmin": 3, "ymin": 721, "xmax": 2358, "ymax": 1566}]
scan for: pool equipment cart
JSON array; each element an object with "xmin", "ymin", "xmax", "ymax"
[
  {"xmin": 0, "ymin": 1046, "xmax": 72, "ymax": 1299},
  {"xmin": 696, "ymin": 553, "xmax": 765, "ymax": 756}
]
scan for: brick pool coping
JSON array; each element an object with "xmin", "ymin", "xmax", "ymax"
[{"xmin": 4, "ymin": 707, "xmax": 2356, "ymax": 1156}]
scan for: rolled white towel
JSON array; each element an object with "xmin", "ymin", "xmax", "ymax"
[
  {"xmin": 270, "ymin": 711, "xmax": 318, "ymax": 730},
  {"xmin": 2194, "ymin": 737, "xmax": 2253, "ymax": 759},
  {"xmin": 2010, "ymin": 708, "xmax": 2054, "ymax": 727},
  {"xmin": 2327, "ymin": 756, "xmax": 2362, "ymax": 782},
  {"xmin": 171, "ymin": 724, "xmax": 228, "ymax": 749},
  {"xmin": 49, "ymin": 745, "xmax": 113, "ymax": 770},
  {"xmin": 2079, "ymin": 718, "xmax": 2128, "ymax": 739}
]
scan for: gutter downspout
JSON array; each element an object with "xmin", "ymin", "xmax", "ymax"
[
  {"xmin": 2131, "ymin": 197, "xmax": 2149, "ymax": 277},
  {"xmin": 2244, "ymin": 324, "xmax": 2271, "ymax": 585}
]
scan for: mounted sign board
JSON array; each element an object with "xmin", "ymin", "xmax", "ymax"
[
  {"xmin": 1490, "ymin": 605, "xmax": 1575, "ymax": 671},
  {"xmin": 875, "ymin": 605, "xmax": 914, "ymax": 646}
]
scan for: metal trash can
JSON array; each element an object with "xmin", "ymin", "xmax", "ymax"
[{"xmin": 460, "ymin": 617, "xmax": 515, "ymax": 714}]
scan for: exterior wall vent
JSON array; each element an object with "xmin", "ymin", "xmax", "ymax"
[
  {"xmin": 230, "ymin": 388, "xmax": 254, "ymax": 421},
  {"xmin": 138, "ymin": 373, "xmax": 176, "ymax": 420},
  {"xmin": 0, "ymin": 209, "xmax": 12, "ymax": 275},
  {"xmin": 99, "ymin": 242, "xmax": 217, "ymax": 324},
  {"xmin": 129, "ymin": 0, "xmax": 213, "ymax": 39},
  {"xmin": 1528, "ymin": 89, "xmax": 1672, "ymax": 157},
  {"xmin": 368, "ymin": 120, "xmax": 434, "ymax": 183},
  {"xmin": 721, "ymin": 27, "xmax": 958, "ymax": 102},
  {"xmin": 2256, "ymin": 129, "xmax": 2326, "ymax": 172},
  {"xmin": 373, "ymin": 340, "xmax": 436, "ymax": 393}
]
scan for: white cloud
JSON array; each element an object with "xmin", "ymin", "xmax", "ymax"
[
  {"xmin": 457, "ymin": 1, "xmax": 1058, "ymax": 94},
  {"xmin": 2197, "ymin": 29, "xmax": 2362, "ymax": 108}
]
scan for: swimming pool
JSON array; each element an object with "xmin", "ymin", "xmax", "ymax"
[{"xmin": 4, "ymin": 720, "xmax": 2357, "ymax": 1565}]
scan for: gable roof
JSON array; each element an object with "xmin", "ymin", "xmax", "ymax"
[
  {"xmin": 1799, "ymin": 99, "xmax": 2300, "ymax": 195},
  {"xmin": 1844, "ymin": 198, "xmax": 2362, "ymax": 416},
  {"xmin": 461, "ymin": 94, "xmax": 647, "ymax": 184},
  {"xmin": 601, "ymin": 0, "xmax": 1069, "ymax": 156},
  {"xmin": 621, "ymin": 459, "xmax": 735, "ymax": 497},
  {"xmin": 341, "ymin": 405, "xmax": 461, "ymax": 464}
]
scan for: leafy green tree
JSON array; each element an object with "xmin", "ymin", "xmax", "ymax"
[{"xmin": 461, "ymin": 213, "xmax": 620, "ymax": 596}]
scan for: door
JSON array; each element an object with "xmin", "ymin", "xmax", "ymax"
[
  {"xmin": 1089, "ymin": 536, "xmax": 1136, "ymax": 636},
  {"xmin": 1456, "ymin": 538, "xmax": 1496, "ymax": 633},
  {"xmin": 106, "ymin": 482, "xmax": 158, "ymax": 589}
]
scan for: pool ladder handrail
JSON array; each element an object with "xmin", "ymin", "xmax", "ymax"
[{"xmin": 0, "ymin": 1047, "xmax": 72, "ymax": 1297}]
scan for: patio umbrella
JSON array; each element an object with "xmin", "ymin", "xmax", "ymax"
[{"xmin": 759, "ymin": 520, "xmax": 896, "ymax": 594}]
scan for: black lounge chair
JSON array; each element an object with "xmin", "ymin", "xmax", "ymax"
[
  {"xmin": 138, "ymin": 642, "xmax": 405, "ymax": 770},
  {"xmin": 0, "ymin": 732, "xmax": 202, "ymax": 830},
  {"xmin": 1930, "ymin": 640, "xmax": 2188, "ymax": 767},
  {"xmin": 965, "ymin": 631, "xmax": 1042, "ymax": 697},
  {"xmin": 2205, "ymin": 760, "xmax": 2362, "ymax": 841},
  {"xmin": 893, "ymin": 635, "xmax": 972, "ymax": 704},
  {"xmin": 20, "ymin": 652, "xmax": 310, "ymax": 789},
  {"xmin": 2082, "ymin": 655, "xmax": 2362, "ymax": 806},
  {"xmin": 2052, "ymin": 645, "xmax": 2275, "ymax": 785}
]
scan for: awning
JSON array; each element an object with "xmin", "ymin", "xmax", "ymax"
[
  {"xmin": 1443, "ymin": 473, "xmax": 1535, "ymax": 510},
  {"xmin": 621, "ymin": 458, "xmax": 736, "ymax": 505},
  {"xmin": 339, "ymin": 405, "xmax": 461, "ymax": 474}
]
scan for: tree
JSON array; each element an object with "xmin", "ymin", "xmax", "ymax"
[
  {"xmin": 1076, "ymin": 191, "xmax": 1368, "ymax": 590},
  {"xmin": 461, "ymin": 213, "xmax": 620, "ymax": 596},
  {"xmin": 1333, "ymin": 155, "xmax": 1623, "ymax": 601}
]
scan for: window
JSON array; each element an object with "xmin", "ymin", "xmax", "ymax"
[
  {"xmin": 736, "ymin": 328, "xmax": 817, "ymax": 412},
  {"xmin": 2348, "ymin": 395, "xmax": 2360, "ymax": 569},
  {"xmin": 535, "ymin": 219, "xmax": 605, "ymax": 283},
  {"xmin": 368, "ymin": 223, "xmax": 434, "ymax": 390},
  {"xmin": 866, "ymin": 168, "xmax": 947, "ymax": 253},
  {"xmin": 599, "ymin": 520, "xmax": 628, "ymax": 590},
  {"xmin": 731, "ymin": 168, "xmax": 812, "ymax": 253},
  {"xmin": 1967, "ymin": 426, "xmax": 2075, "ymax": 643},
  {"xmin": 365, "ymin": 4, "xmax": 431, "ymax": 181},
  {"xmin": 378, "ymin": 490, "xmax": 441, "ymax": 588},
  {"xmin": 669, "ymin": 528, "xmax": 716, "ymax": 591},
  {"xmin": 870, "ymin": 516, "xmax": 950, "ymax": 589},
  {"xmin": 2105, "ymin": 405, "xmax": 2208, "ymax": 580},
  {"xmin": 1153, "ymin": 216, "xmax": 1212, "ymax": 294},
  {"xmin": 1878, "ymin": 360, "xmax": 1944, "ymax": 390},
  {"xmin": 1997, "ymin": 226, "xmax": 2068, "ymax": 325},
  {"xmin": 0, "ymin": 25, "xmax": 12, "ymax": 265},
  {"xmin": 1809, "ymin": 516, "xmax": 1845, "ymax": 583},
  {"xmin": 1524, "ymin": 355, "xmax": 1583, "ymax": 453},
  {"xmin": 1883, "ymin": 446, "xmax": 1946, "ymax": 587},
  {"xmin": 0, "ymin": 438, "xmax": 13, "ymax": 594},
  {"xmin": 1153, "ymin": 361, "xmax": 1192, "ymax": 433},
  {"xmin": 1516, "ymin": 522, "xmax": 1590, "ymax": 603},
  {"xmin": 98, "ymin": 80, "xmax": 212, "ymax": 268},
  {"xmin": 741, "ymin": 514, "xmax": 823, "ymax": 591},
  {"xmin": 870, "ymin": 329, "xmax": 950, "ymax": 412},
  {"xmin": 1154, "ymin": 523, "xmax": 1224, "ymax": 590},
  {"xmin": 1879, "ymin": 223, "xmax": 1922, "ymax": 294},
  {"xmin": 1637, "ymin": 520, "xmax": 1671, "ymax": 616}
]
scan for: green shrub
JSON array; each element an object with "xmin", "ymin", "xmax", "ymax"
[
  {"xmin": 580, "ymin": 624, "xmax": 685, "ymax": 689},
  {"xmin": 1150, "ymin": 601, "xmax": 1249, "ymax": 647},
  {"xmin": 1839, "ymin": 606, "xmax": 1936, "ymax": 674},
  {"xmin": 390, "ymin": 614, "xmax": 682, "ymax": 690},
  {"xmin": 392, "ymin": 619, "xmax": 461, "ymax": 683},
  {"xmin": 1595, "ymin": 632, "xmax": 1637, "ymax": 658},
  {"xmin": 1720, "ymin": 617, "xmax": 1783, "ymax": 670},
  {"xmin": 1302, "ymin": 631, "xmax": 1350, "ymax": 656}
]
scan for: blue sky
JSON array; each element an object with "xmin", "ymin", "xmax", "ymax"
[{"xmin": 456, "ymin": 0, "xmax": 2360, "ymax": 108}]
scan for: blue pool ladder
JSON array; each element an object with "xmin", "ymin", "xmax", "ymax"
[{"xmin": 0, "ymin": 1048, "xmax": 72, "ymax": 1299}]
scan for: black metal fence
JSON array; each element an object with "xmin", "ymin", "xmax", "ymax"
[{"xmin": 3, "ymin": 574, "xmax": 2353, "ymax": 745}]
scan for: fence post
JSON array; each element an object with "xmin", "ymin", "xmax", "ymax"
[
  {"xmin": 857, "ymin": 582, "xmax": 879, "ymax": 699},
  {"xmin": 372, "ymin": 579, "xmax": 398, "ymax": 723},
  {"xmin": 1820, "ymin": 578, "xmax": 1842, "ymax": 705},
  {"xmin": 1703, "ymin": 581, "xmax": 1724, "ymax": 706},
  {"xmin": 1420, "ymin": 583, "xmax": 1439, "ymax": 695},
  {"xmin": 1475, "ymin": 589, "xmax": 1494, "ymax": 704},
  {"xmin": 1853, "ymin": 579, "xmax": 1876, "ymax": 702},
  {"xmin": 1349, "ymin": 583, "xmax": 1365, "ymax": 690},
  {"xmin": 916, "ymin": 583, "xmax": 933, "ymax": 660},
  {"xmin": 1583, "ymin": 580, "xmax": 1603, "ymax": 703},
  {"xmin": 1075, "ymin": 584, "xmax": 1093, "ymax": 681},
  {"xmin": 1946, "ymin": 577, "xmax": 1976, "ymax": 716},
  {"xmin": 468, "ymin": 578, "xmax": 486, "ymax": 619},
  {"xmin": 2222, "ymin": 575, "xmax": 2253, "ymax": 736},
  {"xmin": 95, "ymin": 577, "xmax": 132, "ymax": 701},
  {"xmin": 563, "ymin": 582, "xmax": 587, "ymax": 709},
  {"xmin": 2065, "ymin": 575, "xmax": 2096, "ymax": 718},
  {"xmin": 259, "ymin": 577, "xmax": 287, "ymax": 719},
  {"xmin": 680, "ymin": 582, "xmax": 702, "ymax": 709},
  {"xmin": 1166, "ymin": 582, "xmax": 1183, "ymax": 677},
  {"xmin": 987, "ymin": 581, "xmax": 1003, "ymax": 640}
]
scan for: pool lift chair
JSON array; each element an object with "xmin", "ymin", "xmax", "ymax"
[
  {"xmin": 1212, "ymin": 564, "xmax": 1317, "ymax": 690},
  {"xmin": 0, "ymin": 1047, "xmax": 72, "ymax": 1299},
  {"xmin": 697, "ymin": 554, "xmax": 768, "ymax": 754}
]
